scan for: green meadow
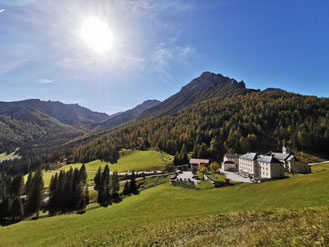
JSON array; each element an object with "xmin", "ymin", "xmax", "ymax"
[
  {"xmin": 1, "ymin": 163, "xmax": 329, "ymax": 246},
  {"xmin": 59, "ymin": 150, "xmax": 168, "ymax": 173},
  {"xmin": 23, "ymin": 150, "xmax": 171, "ymax": 188}
]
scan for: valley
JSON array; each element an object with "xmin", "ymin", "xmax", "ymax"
[{"xmin": 1, "ymin": 73, "xmax": 329, "ymax": 247}]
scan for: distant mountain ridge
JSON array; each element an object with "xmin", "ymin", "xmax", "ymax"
[
  {"xmin": 0, "ymin": 99, "xmax": 110, "ymax": 152},
  {"xmin": 99, "ymin": 99, "xmax": 161, "ymax": 129},
  {"xmin": 0, "ymin": 99, "xmax": 109, "ymax": 128},
  {"xmin": 138, "ymin": 72, "xmax": 256, "ymax": 119}
]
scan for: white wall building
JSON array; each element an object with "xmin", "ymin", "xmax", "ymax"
[{"xmin": 267, "ymin": 146, "xmax": 311, "ymax": 174}]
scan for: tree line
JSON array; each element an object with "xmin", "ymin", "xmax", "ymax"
[
  {"xmin": 94, "ymin": 165, "xmax": 138, "ymax": 206},
  {"xmin": 0, "ymin": 170, "xmax": 44, "ymax": 222},
  {"xmin": 48, "ymin": 165, "xmax": 89, "ymax": 214}
]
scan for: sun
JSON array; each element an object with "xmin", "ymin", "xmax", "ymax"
[{"xmin": 80, "ymin": 17, "xmax": 114, "ymax": 54}]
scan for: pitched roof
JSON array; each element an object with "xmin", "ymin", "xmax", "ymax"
[
  {"xmin": 239, "ymin": 152, "xmax": 258, "ymax": 161},
  {"xmin": 224, "ymin": 154, "xmax": 242, "ymax": 159},
  {"xmin": 287, "ymin": 155, "xmax": 295, "ymax": 161},
  {"xmin": 223, "ymin": 161, "xmax": 235, "ymax": 164},
  {"xmin": 190, "ymin": 158, "xmax": 209, "ymax": 164},
  {"xmin": 270, "ymin": 152, "xmax": 291, "ymax": 161},
  {"xmin": 257, "ymin": 155, "xmax": 281, "ymax": 163}
]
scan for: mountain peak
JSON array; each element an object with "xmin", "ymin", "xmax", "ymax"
[
  {"xmin": 139, "ymin": 72, "xmax": 254, "ymax": 119},
  {"xmin": 181, "ymin": 71, "xmax": 243, "ymax": 93}
]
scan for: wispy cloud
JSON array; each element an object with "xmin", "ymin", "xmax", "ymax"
[
  {"xmin": 0, "ymin": 45, "xmax": 30, "ymax": 76},
  {"xmin": 151, "ymin": 44, "xmax": 198, "ymax": 81},
  {"xmin": 0, "ymin": 9, "xmax": 5, "ymax": 13},
  {"xmin": 37, "ymin": 78, "xmax": 53, "ymax": 84},
  {"xmin": 1, "ymin": 0, "xmax": 38, "ymax": 7},
  {"xmin": 126, "ymin": 0, "xmax": 196, "ymax": 16}
]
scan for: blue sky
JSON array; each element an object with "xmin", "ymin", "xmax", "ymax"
[{"xmin": 0, "ymin": 0, "xmax": 328, "ymax": 114}]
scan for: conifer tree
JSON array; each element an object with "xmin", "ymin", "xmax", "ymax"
[
  {"xmin": 10, "ymin": 197, "xmax": 24, "ymax": 220},
  {"xmin": 0, "ymin": 196, "xmax": 10, "ymax": 220},
  {"xmin": 111, "ymin": 171, "xmax": 120, "ymax": 202},
  {"xmin": 85, "ymin": 184, "xmax": 89, "ymax": 205},
  {"xmin": 75, "ymin": 182, "xmax": 85, "ymax": 210},
  {"xmin": 25, "ymin": 171, "xmax": 33, "ymax": 195},
  {"xmin": 79, "ymin": 164, "xmax": 87, "ymax": 184},
  {"xmin": 180, "ymin": 144, "xmax": 188, "ymax": 164},
  {"xmin": 129, "ymin": 171, "xmax": 137, "ymax": 194},
  {"xmin": 26, "ymin": 169, "xmax": 44, "ymax": 214},
  {"xmin": 48, "ymin": 174, "xmax": 58, "ymax": 213},
  {"xmin": 123, "ymin": 181, "xmax": 129, "ymax": 196},
  {"xmin": 174, "ymin": 151, "xmax": 180, "ymax": 165},
  {"xmin": 102, "ymin": 165, "xmax": 111, "ymax": 203},
  {"xmin": 94, "ymin": 166, "xmax": 102, "ymax": 191}
]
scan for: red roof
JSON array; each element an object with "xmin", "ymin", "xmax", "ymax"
[{"xmin": 190, "ymin": 159, "xmax": 209, "ymax": 164}]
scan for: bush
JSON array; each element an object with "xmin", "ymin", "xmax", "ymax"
[
  {"xmin": 198, "ymin": 165, "xmax": 207, "ymax": 173},
  {"xmin": 209, "ymin": 162, "xmax": 220, "ymax": 171}
]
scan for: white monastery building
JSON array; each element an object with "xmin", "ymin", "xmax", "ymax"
[{"xmin": 222, "ymin": 146, "xmax": 311, "ymax": 179}]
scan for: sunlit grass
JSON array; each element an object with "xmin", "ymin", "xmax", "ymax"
[
  {"xmin": 59, "ymin": 150, "xmax": 170, "ymax": 173},
  {"xmin": 1, "ymin": 163, "xmax": 328, "ymax": 246}
]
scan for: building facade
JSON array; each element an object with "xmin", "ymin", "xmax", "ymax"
[
  {"xmin": 223, "ymin": 154, "xmax": 241, "ymax": 166},
  {"xmin": 238, "ymin": 153, "xmax": 258, "ymax": 177},
  {"xmin": 189, "ymin": 159, "xmax": 209, "ymax": 170},
  {"xmin": 268, "ymin": 149, "xmax": 311, "ymax": 174}
]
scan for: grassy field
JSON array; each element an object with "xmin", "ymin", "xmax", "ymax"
[
  {"xmin": 26, "ymin": 150, "xmax": 171, "ymax": 188},
  {"xmin": 294, "ymin": 150, "xmax": 329, "ymax": 163},
  {"xmin": 1, "ymin": 163, "xmax": 329, "ymax": 246},
  {"xmin": 59, "ymin": 150, "xmax": 168, "ymax": 173},
  {"xmin": 23, "ymin": 171, "xmax": 58, "ymax": 188}
]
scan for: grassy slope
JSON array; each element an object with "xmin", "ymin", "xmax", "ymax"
[
  {"xmin": 0, "ymin": 151, "xmax": 19, "ymax": 159},
  {"xmin": 25, "ymin": 150, "xmax": 171, "ymax": 188},
  {"xmin": 2, "ymin": 163, "xmax": 329, "ymax": 246},
  {"xmin": 59, "ymin": 150, "xmax": 167, "ymax": 173}
]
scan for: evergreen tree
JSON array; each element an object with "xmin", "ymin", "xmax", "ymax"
[
  {"xmin": 97, "ymin": 178, "xmax": 105, "ymax": 205},
  {"xmin": 10, "ymin": 197, "xmax": 24, "ymax": 220},
  {"xmin": 102, "ymin": 165, "xmax": 111, "ymax": 203},
  {"xmin": 25, "ymin": 171, "xmax": 33, "ymax": 195},
  {"xmin": 26, "ymin": 170, "xmax": 44, "ymax": 214},
  {"xmin": 85, "ymin": 184, "xmax": 89, "ymax": 205},
  {"xmin": 94, "ymin": 167, "xmax": 102, "ymax": 191},
  {"xmin": 0, "ymin": 196, "xmax": 10, "ymax": 219},
  {"xmin": 192, "ymin": 144, "xmax": 200, "ymax": 158},
  {"xmin": 198, "ymin": 143, "xmax": 208, "ymax": 159},
  {"xmin": 111, "ymin": 171, "xmax": 120, "ymax": 202},
  {"xmin": 174, "ymin": 151, "xmax": 180, "ymax": 165},
  {"xmin": 48, "ymin": 174, "xmax": 58, "ymax": 213},
  {"xmin": 180, "ymin": 144, "xmax": 188, "ymax": 164},
  {"xmin": 75, "ymin": 182, "xmax": 85, "ymax": 210},
  {"xmin": 123, "ymin": 181, "xmax": 129, "ymax": 196},
  {"xmin": 129, "ymin": 171, "xmax": 137, "ymax": 194},
  {"xmin": 79, "ymin": 164, "xmax": 87, "ymax": 184}
]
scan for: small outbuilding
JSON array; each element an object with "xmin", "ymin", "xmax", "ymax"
[
  {"xmin": 222, "ymin": 161, "xmax": 238, "ymax": 172},
  {"xmin": 189, "ymin": 158, "xmax": 209, "ymax": 170}
]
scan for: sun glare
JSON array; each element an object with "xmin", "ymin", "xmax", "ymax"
[{"xmin": 80, "ymin": 17, "xmax": 114, "ymax": 54}]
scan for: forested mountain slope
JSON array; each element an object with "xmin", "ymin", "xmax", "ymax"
[
  {"xmin": 70, "ymin": 92, "xmax": 329, "ymax": 164},
  {"xmin": 0, "ymin": 99, "xmax": 109, "ymax": 129},
  {"xmin": 99, "ymin": 99, "xmax": 160, "ymax": 130},
  {"xmin": 138, "ymin": 72, "xmax": 256, "ymax": 119},
  {"xmin": 0, "ymin": 99, "xmax": 109, "ymax": 152}
]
